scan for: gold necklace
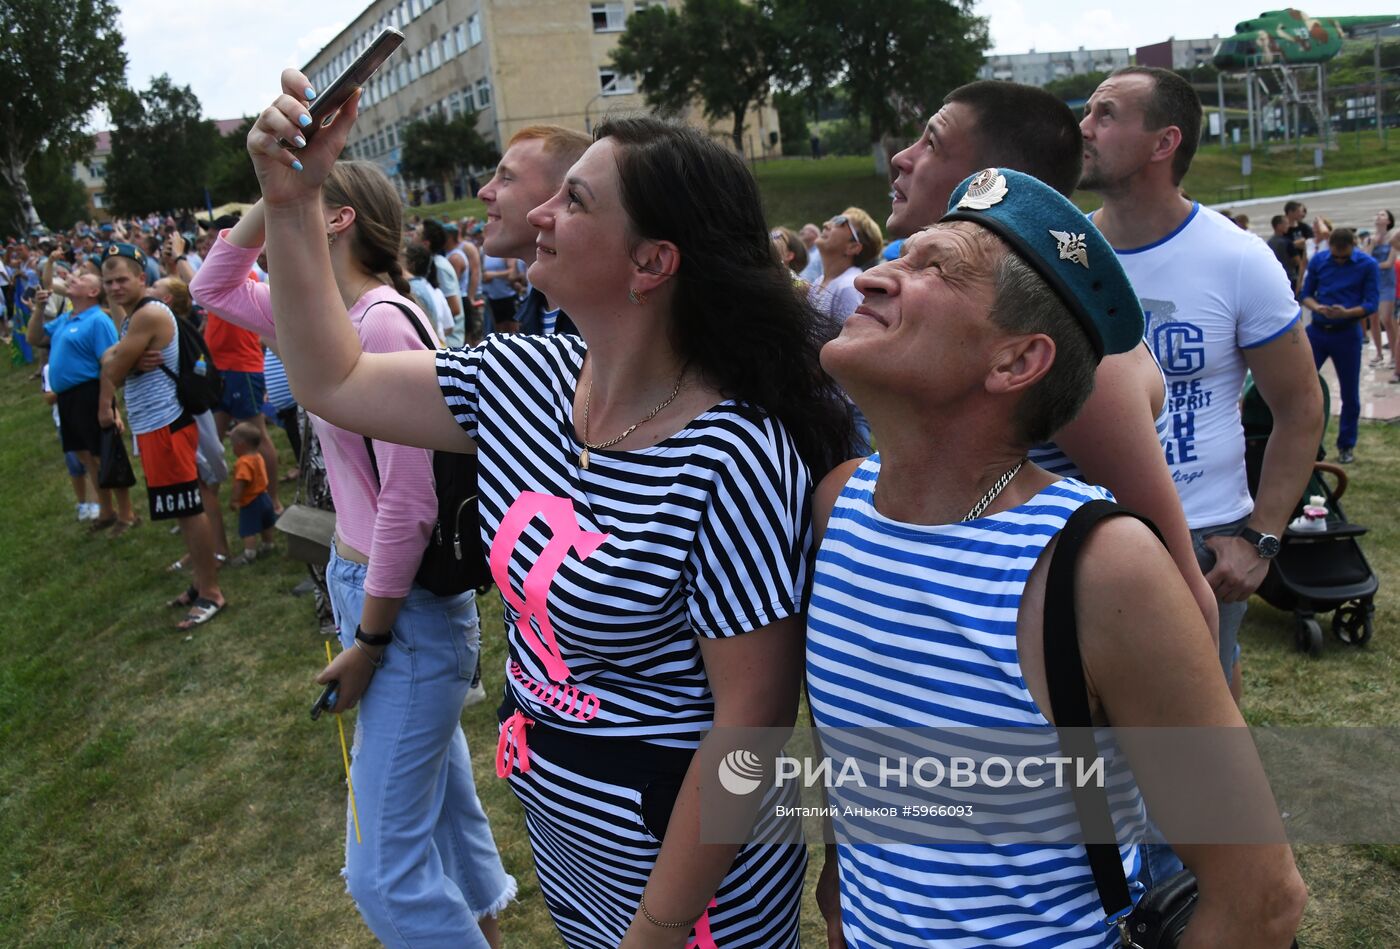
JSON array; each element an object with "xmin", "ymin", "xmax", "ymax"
[{"xmin": 580, "ymin": 365, "xmax": 687, "ymax": 469}]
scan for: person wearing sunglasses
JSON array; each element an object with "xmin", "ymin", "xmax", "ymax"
[{"xmin": 808, "ymin": 208, "xmax": 881, "ymax": 320}]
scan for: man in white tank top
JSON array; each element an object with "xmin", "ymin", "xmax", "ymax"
[
  {"xmin": 811, "ymin": 167, "xmax": 1306, "ymax": 949},
  {"xmin": 97, "ymin": 243, "xmax": 226, "ymax": 630},
  {"xmin": 1080, "ymin": 68, "xmax": 1324, "ymax": 698}
]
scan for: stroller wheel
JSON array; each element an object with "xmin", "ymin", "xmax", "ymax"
[
  {"xmin": 1296, "ymin": 617, "xmax": 1325, "ymax": 656},
  {"xmin": 1332, "ymin": 602, "xmax": 1374, "ymax": 646}
]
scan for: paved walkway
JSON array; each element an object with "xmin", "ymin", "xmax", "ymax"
[
  {"xmin": 1208, "ymin": 179, "xmax": 1400, "ymax": 424},
  {"xmin": 1316, "ymin": 342, "xmax": 1400, "ymax": 427}
]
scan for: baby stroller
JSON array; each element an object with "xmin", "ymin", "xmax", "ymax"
[{"xmin": 1241, "ymin": 374, "xmax": 1378, "ymax": 656}]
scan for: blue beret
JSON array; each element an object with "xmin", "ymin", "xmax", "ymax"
[
  {"xmin": 103, "ymin": 242, "xmax": 147, "ymax": 265},
  {"xmin": 443, "ymin": 221, "xmax": 459, "ymax": 234},
  {"xmin": 942, "ymin": 168, "xmax": 1144, "ymax": 359}
]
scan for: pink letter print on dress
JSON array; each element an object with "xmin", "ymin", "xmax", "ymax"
[{"xmin": 489, "ymin": 492, "xmax": 609, "ymax": 682}]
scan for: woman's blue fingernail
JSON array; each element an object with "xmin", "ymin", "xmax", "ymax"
[
  {"xmin": 292, "ymin": 159, "xmax": 304, "ymax": 172},
  {"xmin": 294, "ymin": 135, "xmax": 306, "ymax": 148},
  {"xmin": 305, "ymin": 86, "xmax": 317, "ymax": 99},
  {"xmin": 298, "ymin": 114, "xmax": 312, "ymax": 128}
]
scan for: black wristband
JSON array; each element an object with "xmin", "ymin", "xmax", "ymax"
[{"xmin": 354, "ymin": 625, "xmax": 392, "ymax": 647}]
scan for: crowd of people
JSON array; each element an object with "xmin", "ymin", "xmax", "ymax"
[{"xmin": 8, "ymin": 66, "xmax": 1337, "ymax": 947}]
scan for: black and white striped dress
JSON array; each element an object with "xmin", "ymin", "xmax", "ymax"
[{"xmin": 437, "ymin": 334, "xmax": 808, "ymax": 948}]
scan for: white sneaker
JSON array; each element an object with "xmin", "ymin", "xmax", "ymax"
[
  {"xmin": 76, "ymin": 503, "xmax": 88, "ymax": 521},
  {"xmin": 78, "ymin": 503, "xmax": 100, "ymax": 521},
  {"xmin": 464, "ymin": 681, "xmax": 488, "ymax": 708}
]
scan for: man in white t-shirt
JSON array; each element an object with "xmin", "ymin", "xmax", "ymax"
[{"xmin": 1080, "ymin": 67, "xmax": 1323, "ymax": 696}]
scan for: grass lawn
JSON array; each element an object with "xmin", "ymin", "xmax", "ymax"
[
  {"xmin": 1, "ymin": 348, "xmax": 1397, "ymax": 946},
  {"xmin": 410, "ymin": 129, "xmax": 1400, "ymax": 240}
]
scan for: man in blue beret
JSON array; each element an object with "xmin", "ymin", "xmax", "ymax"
[
  {"xmin": 1080, "ymin": 67, "xmax": 1323, "ymax": 700},
  {"xmin": 884, "ymin": 78, "xmax": 1220, "ymax": 674},
  {"xmin": 807, "ymin": 168, "xmax": 1306, "ymax": 947}
]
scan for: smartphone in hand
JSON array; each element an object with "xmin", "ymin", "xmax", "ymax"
[
  {"xmin": 280, "ymin": 27, "xmax": 405, "ymax": 149},
  {"xmin": 310, "ymin": 680, "xmax": 339, "ymax": 720}
]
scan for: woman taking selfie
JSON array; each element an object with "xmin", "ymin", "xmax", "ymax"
[{"xmin": 244, "ymin": 70, "xmax": 851, "ymax": 948}]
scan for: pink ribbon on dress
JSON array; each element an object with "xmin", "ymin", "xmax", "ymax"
[{"xmin": 496, "ymin": 709, "xmax": 535, "ymax": 778}]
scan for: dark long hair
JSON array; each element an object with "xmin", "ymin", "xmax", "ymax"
[{"xmin": 596, "ymin": 117, "xmax": 854, "ymax": 476}]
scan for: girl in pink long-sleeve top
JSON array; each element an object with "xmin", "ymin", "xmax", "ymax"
[{"xmin": 189, "ymin": 162, "xmax": 514, "ymax": 949}]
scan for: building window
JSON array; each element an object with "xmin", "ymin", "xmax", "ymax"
[
  {"xmin": 467, "ymin": 13, "xmax": 482, "ymax": 46},
  {"xmin": 454, "ymin": 24, "xmax": 467, "ymax": 54},
  {"xmin": 429, "ymin": 43, "xmax": 441, "ymax": 71},
  {"xmin": 598, "ymin": 68, "xmax": 635, "ymax": 95},
  {"xmin": 405, "ymin": 57, "xmax": 416, "ymax": 83},
  {"xmin": 441, "ymin": 34, "xmax": 453, "ymax": 61},
  {"xmin": 93, "ymin": 192, "xmax": 106, "ymax": 208},
  {"xmin": 88, "ymin": 163, "xmax": 105, "ymax": 178},
  {"xmin": 409, "ymin": 0, "xmax": 421, "ymax": 14},
  {"xmin": 635, "ymin": 0, "xmax": 665, "ymax": 9},
  {"xmin": 591, "ymin": 2, "xmax": 625, "ymax": 31},
  {"xmin": 475, "ymin": 77, "xmax": 492, "ymax": 109},
  {"xmin": 449, "ymin": 91, "xmax": 462, "ymax": 118}
]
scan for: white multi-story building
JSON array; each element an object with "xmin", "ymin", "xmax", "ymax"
[{"xmin": 977, "ymin": 47, "xmax": 1132, "ymax": 87}]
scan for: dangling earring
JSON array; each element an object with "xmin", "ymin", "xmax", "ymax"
[
  {"xmin": 326, "ymin": 231, "xmax": 338, "ymax": 247},
  {"xmin": 628, "ymin": 288, "xmax": 647, "ymax": 306}
]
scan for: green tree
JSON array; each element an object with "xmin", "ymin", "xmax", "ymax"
[
  {"xmin": 106, "ymin": 75, "xmax": 221, "ymax": 215},
  {"xmin": 399, "ymin": 112, "xmax": 497, "ymax": 196},
  {"xmin": 774, "ymin": 90, "xmax": 812, "ymax": 156},
  {"xmin": 0, "ymin": 0, "xmax": 126, "ymax": 235},
  {"xmin": 611, "ymin": 0, "xmax": 792, "ymax": 152},
  {"xmin": 208, "ymin": 116, "xmax": 261, "ymax": 205},
  {"xmin": 781, "ymin": 0, "xmax": 988, "ymax": 166},
  {"xmin": 0, "ymin": 146, "xmax": 93, "ymax": 233}
]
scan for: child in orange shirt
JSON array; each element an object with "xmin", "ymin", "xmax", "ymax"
[{"xmin": 228, "ymin": 421, "xmax": 277, "ymax": 564}]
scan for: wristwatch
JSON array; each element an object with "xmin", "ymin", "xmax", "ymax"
[
  {"xmin": 1239, "ymin": 527, "xmax": 1281, "ymax": 560},
  {"xmin": 354, "ymin": 626, "xmax": 393, "ymax": 647}
]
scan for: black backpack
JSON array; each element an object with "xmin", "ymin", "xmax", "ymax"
[
  {"xmin": 136, "ymin": 296, "xmax": 224, "ymax": 415},
  {"xmin": 362, "ymin": 299, "xmax": 492, "ymax": 596}
]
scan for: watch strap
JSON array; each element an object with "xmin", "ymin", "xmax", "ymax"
[
  {"xmin": 354, "ymin": 625, "xmax": 393, "ymax": 647},
  {"xmin": 1238, "ymin": 527, "xmax": 1279, "ymax": 558}
]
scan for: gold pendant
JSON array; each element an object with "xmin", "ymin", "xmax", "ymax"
[{"xmin": 580, "ymin": 447, "xmax": 590, "ymax": 470}]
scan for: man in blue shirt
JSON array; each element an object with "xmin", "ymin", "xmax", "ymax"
[
  {"xmin": 1302, "ymin": 227, "xmax": 1379, "ymax": 463},
  {"xmin": 25, "ymin": 271, "xmax": 138, "ymax": 530}
]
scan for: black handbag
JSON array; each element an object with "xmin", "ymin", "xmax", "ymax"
[
  {"xmin": 97, "ymin": 426, "xmax": 136, "ymax": 490},
  {"xmin": 1043, "ymin": 500, "xmax": 1198, "ymax": 949}
]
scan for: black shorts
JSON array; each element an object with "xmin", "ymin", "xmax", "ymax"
[{"xmin": 56, "ymin": 379, "xmax": 103, "ymax": 455}]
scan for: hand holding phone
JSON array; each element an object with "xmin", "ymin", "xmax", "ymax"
[
  {"xmin": 276, "ymin": 28, "xmax": 404, "ymax": 150},
  {"xmin": 311, "ymin": 680, "xmax": 340, "ymax": 720}
]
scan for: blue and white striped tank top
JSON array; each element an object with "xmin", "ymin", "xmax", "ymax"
[
  {"xmin": 262, "ymin": 348, "xmax": 295, "ymax": 411},
  {"xmin": 807, "ymin": 456, "xmax": 1145, "ymax": 948},
  {"xmin": 1028, "ymin": 345, "xmax": 1170, "ymax": 478},
  {"xmin": 123, "ymin": 303, "xmax": 182, "ymax": 436}
]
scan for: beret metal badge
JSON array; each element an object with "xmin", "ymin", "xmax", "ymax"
[
  {"xmin": 956, "ymin": 169, "xmax": 1008, "ymax": 210},
  {"xmin": 1049, "ymin": 229, "xmax": 1090, "ymax": 268}
]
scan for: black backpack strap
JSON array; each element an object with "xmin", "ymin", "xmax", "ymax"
[
  {"xmin": 1043, "ymin": 498, "xmax": 1163, "ymax": 928},
  {"xmin": 359, "ymin": 299, "xmax": 437, "ymax": 489}
]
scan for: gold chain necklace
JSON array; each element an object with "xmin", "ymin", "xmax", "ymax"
[{"xmin": 580, "ymin": 366, "xmax": 687, "ymax": 470}]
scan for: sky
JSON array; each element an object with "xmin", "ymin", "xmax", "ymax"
[{"xmin": 114, "ymin": 0, "xmax": 1400, "ymax": 124}]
